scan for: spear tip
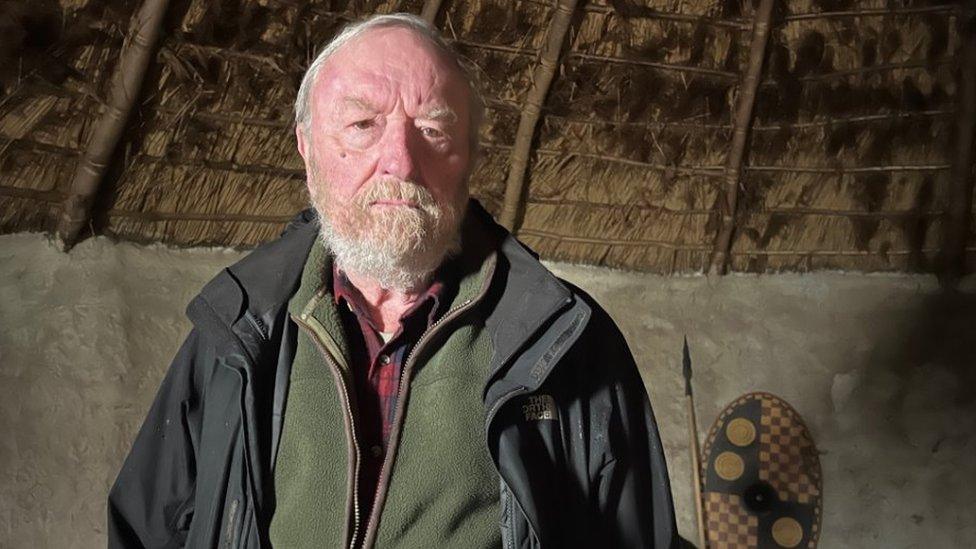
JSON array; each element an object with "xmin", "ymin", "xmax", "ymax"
[{"xmin": 682, "ymin": 336, "xmax": 692, "ymax": 395}]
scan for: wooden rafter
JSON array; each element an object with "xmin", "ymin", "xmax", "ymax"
[
  {"xmin": 421, "ymin": 0, "xmax": 446, "ymax": 24},
  {"xmin": 581, "ymin": 2, "xmax": 749, "ymax": 29},
  {"xmin": 708, "ymin": 0, "xmax": 776, "ymax": 275},
  {"xmin": 941, "ymin": 22, "xmax": 976, "ymax": 285},
  {"xmin": 782, "ymin": 4, "xmax": 960, "ymax": 21},
  {"xmin": 55, "ymin": 0, "xmax": 171, "ymax": 251},
  {"xmin": 499, "ymin": 0, "xmax": 580, "ymax": 232},
  {"xmin": 107, "ymin": 210, "xmax": 295, "ymax": 224}
]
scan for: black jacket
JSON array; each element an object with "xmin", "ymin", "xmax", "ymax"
[{"xmin": 108, "ymin": 202, "xmax": 678, "ymax": 548}]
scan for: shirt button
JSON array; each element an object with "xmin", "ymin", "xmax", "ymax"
[
  {"xmin": 371, "ymin": 445, "xmax": 383, "ymax": 458},
  {"xmin": 379, "ymin": 354, "xmax": 391, "ymax": 365}
]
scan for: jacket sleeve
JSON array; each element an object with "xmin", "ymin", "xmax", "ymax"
[
  {"xmin": 587, "ymin": 305, "xmax": 679, "ymax": 548},
  {"xmin": 107, "ymin": 329, "xmax": 209, "ymax": 548}
]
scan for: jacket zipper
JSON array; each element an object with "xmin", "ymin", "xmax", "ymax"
[
  {"xmin": 485, "ymin": 385, "xmax": 528, "ymax": 540},
  {"xmin": 292, "ymin": 313, "xmax": 363, "ymax": 549},
  {"xmin": 358, "ymin": 296, "xmax": 476, "ymax": 547},
  {"xmin": 480, "ymin": 304, "xmax": 585, "ymax": 546},
  {"xmin": 229, "ymin": 367, "xmax": 259, "ymax": 549},
  {"xmin": 205, "ymin": 303, "xmax": 264, "ymax": 549},
  {"xmin": 243, "ymin": 310, "xmax": 269, "ymax": 341}
]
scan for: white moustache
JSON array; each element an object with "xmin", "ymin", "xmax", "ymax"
[{"xmin": 358, "ymin": 179, "xmax": 436, "ymax": 209}]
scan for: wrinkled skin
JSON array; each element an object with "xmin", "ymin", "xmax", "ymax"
[
  {"xmin": 297, "ymin": 27, "xmax": 472, "ymax": 210},
  {"xmin": 296, "ymin": 26, "xmax": 474, "ymax": 326}
]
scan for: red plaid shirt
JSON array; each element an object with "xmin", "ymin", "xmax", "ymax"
[{"xmin": 332, "ymin": 266, "xmax": 445, "ymax": 527}]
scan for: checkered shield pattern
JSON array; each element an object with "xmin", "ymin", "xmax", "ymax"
[
  {"xmin": 759, "ymin": 395, "xmax": 822, "ymax": 504},
  {"xmin": 704, "ymin": 492, "xmax": 759, "ymax": 548}
]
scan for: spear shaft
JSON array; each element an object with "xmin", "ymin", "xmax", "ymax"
[{"xmin": 684, "ymin": 337, "xmax": 707, "ymax": 548}]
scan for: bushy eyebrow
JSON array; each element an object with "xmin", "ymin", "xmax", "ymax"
[
  {"xmin": 338, "ymin": 96, "xmax": 457, "ymax": 124},
  {"xmin": 421, "ymin": 106, "xmax": 458, "ymax": 124},
  {"xmin": 339, "ymin": 96, "xmax": 379, "ymax": 113}
]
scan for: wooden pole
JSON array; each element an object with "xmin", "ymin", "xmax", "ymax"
[
  {"xmin": 941, "ymin": 18, "xmax": 976, "ymax": 286},
  {"xmin": 687, "ymin": 399, "xmax": 706, "ymax": 548},
  {"xmin": 708, "ymin": 0, "xmax": 775, "ymax": 275},
  {"xmin": 683, "ymin": 337, "xmax": 707, "ymax": 548},
  {"xmin": 420, "ymin": 0, "xmax": 446, "ymax": 24},
  {"xmin": 55, "ymin": 0, "xmax": 170, "ymax": 251},
  {"xmin": 499, "ymin": 0, "xmax": 579, "ymax": 232}
]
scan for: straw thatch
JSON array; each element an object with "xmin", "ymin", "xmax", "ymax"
[{"xmin": 1, "ymin": 0, "xmax": 974, "ymax": 275}]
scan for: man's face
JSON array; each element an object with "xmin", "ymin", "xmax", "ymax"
[{"xmin": 297, "ymin": 26, "xmax": 473, "ymax": 289}]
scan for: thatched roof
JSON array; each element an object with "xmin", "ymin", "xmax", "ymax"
[{"xmin": 1, "ymin": 0, "xmax": 974, "ymax": 275}]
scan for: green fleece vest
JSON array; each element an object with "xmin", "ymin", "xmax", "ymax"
[{"xmin": 270, "ymin": 238, "xmax": 501, "ymax": 548}]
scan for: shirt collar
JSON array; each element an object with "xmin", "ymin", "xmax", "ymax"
[{"xmin": 332, "ymin": 264, "xmax": 445, "ymax": 330}]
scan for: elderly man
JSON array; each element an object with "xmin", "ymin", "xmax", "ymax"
[{"xmin": 108, "ymin": 14, "xmax": 677, "ymax": 549}]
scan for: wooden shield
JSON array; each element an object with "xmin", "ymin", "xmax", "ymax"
[{"xmin": 700, "ymin": 392, "xmax": 822, "ymax": 548}]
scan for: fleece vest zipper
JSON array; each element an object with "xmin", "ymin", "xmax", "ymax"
[
  {"xmin": 270, "ymin": 237, "xmax": 501, "ymax": 549},
  {"xmin": 269, "ymin": 278, "xmax": 360, "ymax": 547}
]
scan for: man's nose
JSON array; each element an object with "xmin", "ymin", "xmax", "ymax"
[{"xmin": 378, "ymin": 121, "xmax": 420, "ymax": 181}]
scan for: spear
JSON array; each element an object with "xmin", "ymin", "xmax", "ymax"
[{"xmin": 684, "ymin": 336, "xmax": 707, "ymax": 548}]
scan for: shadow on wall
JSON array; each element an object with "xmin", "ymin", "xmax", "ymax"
[
  {"xmin": 842, "ymin": 285, "xmax": 976, "ymax": 527},
  {"xmin": 853, "ymin": 287, "xmax": 976, "ymax": 438}
]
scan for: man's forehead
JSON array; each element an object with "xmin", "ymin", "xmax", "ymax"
[{"xmin": 311, "ymin": 27, "xmax": 469, "ymax": 113}]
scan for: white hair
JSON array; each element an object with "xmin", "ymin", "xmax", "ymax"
[{"xmin": 294, "ymin": 13, "xmax": 484, "ymax": 155}]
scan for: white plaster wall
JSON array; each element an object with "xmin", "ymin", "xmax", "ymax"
[
  {"xmin": 1, "ymin": 233, "xmax": 972, "ymax": 548},
  {"xmin": 544, "ymin": 264, "xmax": 976, "ymax": 548},
  {"xmin": 0, "ymin": 234, "xmax": 241, "ymax": 548}
]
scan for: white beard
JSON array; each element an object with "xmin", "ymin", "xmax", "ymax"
[{"xmin": 308, "ymin": 171, "xmax": 467, "ymax": 291}]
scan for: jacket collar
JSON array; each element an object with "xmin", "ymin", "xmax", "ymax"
[
  {"xmin": 186, "ymin": 201, "xmax": 588, "ymax": 392},
  {"xmin": 186, "ymin": 210, "xmax": 317, "ymax": 330},
  {"xmin": 182, "ymin": 211, "xmax": 317, "ymax": 373},
  {"xmin": 465, "ymin": 203, "xmax": 591, "ymax": 398}
]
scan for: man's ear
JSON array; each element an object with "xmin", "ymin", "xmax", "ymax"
[{"xmin": 295, "ymin": 125, "xmax": 308, "ymax": 162}]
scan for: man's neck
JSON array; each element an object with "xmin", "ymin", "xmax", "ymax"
[{"xmin": 341, "ymin": 268, "xmax": 431, "ymax": 333}]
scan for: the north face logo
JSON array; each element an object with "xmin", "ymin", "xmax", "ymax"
[{"xmin": 522, "ymin": 394, "xmax": 557, "ymax": 421}]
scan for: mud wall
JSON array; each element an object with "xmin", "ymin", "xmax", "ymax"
[{"xmin": 1, "ymin": 233, "xmax": 972, "ymax": 547}]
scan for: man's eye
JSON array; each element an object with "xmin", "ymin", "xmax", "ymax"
[
  {"xmin": 420, "ymin": 126, "xmax": 445, "ymax": 139},
  {"xmin": 351, "ymin": 119, "xmax": 374, "ymax": 130}
]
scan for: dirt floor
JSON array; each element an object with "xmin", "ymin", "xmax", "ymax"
[{"xmin": 1, "ymin": 232, "xmax": 973, "ymax": 547}]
